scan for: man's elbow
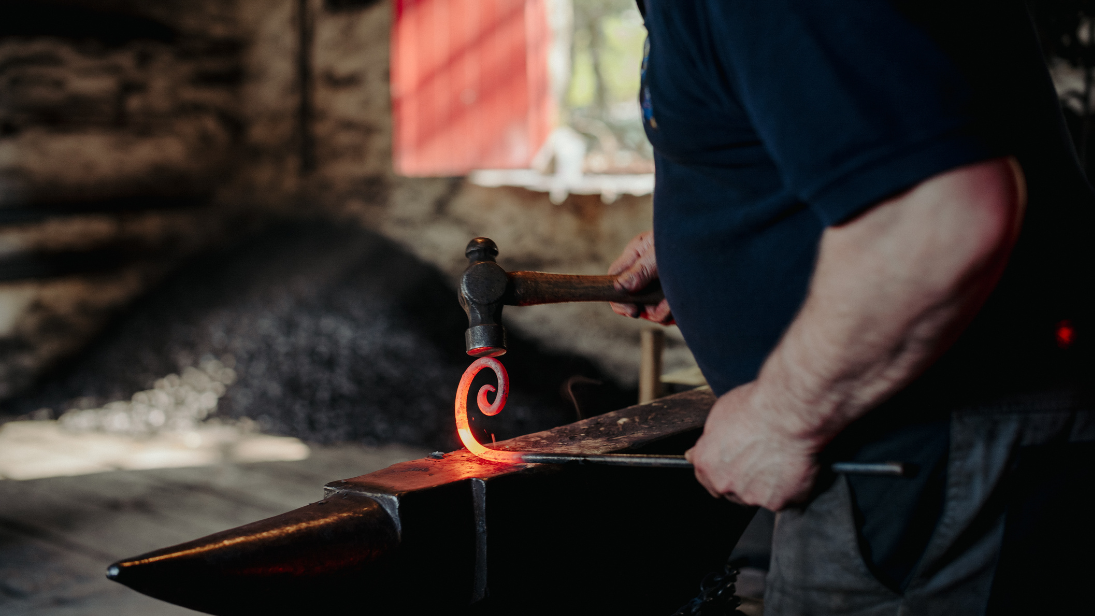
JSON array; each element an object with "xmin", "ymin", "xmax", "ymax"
[
  {"xmin": 956, "ymin": 157, "xmax": 1026, "ymax": 269},
  {"xmin": 889, "ymin": 156, "xmax": 1027, "ymax": 287},
  {"xmin": 820, "ymin": 156, "xmax": 1027, "ymax": 302}
]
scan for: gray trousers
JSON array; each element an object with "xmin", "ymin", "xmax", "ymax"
[{"xmin": 764, "ymin": 401, "xmax": 1095, "ymax": 615}]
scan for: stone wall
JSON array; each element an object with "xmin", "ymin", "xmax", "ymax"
[
  {"xmin": 0, "ymin": 0, "xmax": 244, "ymax": 204},
  {"xmin": 0, "ymin": 0, "xmax": 249, "ymax": 398}
]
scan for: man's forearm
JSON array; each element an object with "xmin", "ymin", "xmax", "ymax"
[
  {"xmin": 688, "ymin": 157, "xmax": 1025, "ymax": 509},
  {"xmin": 757, "ymin": 157, "xmax": 1026, "ymax": 450}
]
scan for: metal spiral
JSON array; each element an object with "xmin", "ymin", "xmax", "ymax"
[{"xmin": 454, "ymin": 357, "xmax": 523, "ymax": 464}]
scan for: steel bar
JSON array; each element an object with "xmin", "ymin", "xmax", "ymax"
[
  {"xmin": 830, "ymin": 461, "xmax": 910, "ymax": 476},
  {"xmin": 520, "ymin": 452, "xmax": 695, "ymax": 467},
  {"xmin": 521, "ymin": 453, "xmax": 909, "ymax": 476}
]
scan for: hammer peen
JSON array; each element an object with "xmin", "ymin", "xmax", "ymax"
[{"xmin": 459, "ymin": 237, "xmax": 664, "ymax": 357}]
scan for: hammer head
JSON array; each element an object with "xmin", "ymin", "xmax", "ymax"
[{"xmin": 460, "ymin": 238, "xmax": 508, "ymax": 357}]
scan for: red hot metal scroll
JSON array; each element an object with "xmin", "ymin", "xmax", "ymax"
[{"xmin": 455, "ymin": 357, "xmax": 524, "ymax": 464}]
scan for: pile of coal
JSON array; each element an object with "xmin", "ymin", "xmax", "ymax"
[{"xmin": 10, "ymin": 221, "xmax": 631, "ymax": 451}]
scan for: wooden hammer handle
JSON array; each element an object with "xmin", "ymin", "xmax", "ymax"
[{"xmin": 506, "ymin": 272, "xmax": 665, "ymax": 306}]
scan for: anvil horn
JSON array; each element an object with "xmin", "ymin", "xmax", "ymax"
[
  {"xmin": 108, "ymin": 389, "xmax": 752, "ymax": 615},
  {"xmin": 108, "ymin": 490, "xmax": 402, "ymax": 614}
]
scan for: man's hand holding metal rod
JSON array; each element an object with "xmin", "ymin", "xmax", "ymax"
[{"xmin": 611, "ymin": 158, "xmax": 1026, "ymax": 510}]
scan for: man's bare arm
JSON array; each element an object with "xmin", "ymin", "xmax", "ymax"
[{"xmin": 687, "ymin": 157, "xmax": 1027, "ymax": 510}]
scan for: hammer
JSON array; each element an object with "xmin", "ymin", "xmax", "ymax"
[{"xmin": 459, "ymin": 237, "xmax": 665, "ymax": 357}]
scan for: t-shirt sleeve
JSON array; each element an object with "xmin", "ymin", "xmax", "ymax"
[{"xmin": 704, "ymin": 0, "xmax": 997, "ymax": 225}]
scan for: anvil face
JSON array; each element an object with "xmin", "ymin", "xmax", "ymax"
[{"xmin": 109, "ymin": 389, "xmax": 754, "ymax": 615}]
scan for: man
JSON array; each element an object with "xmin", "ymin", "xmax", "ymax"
[{"xmin": 609, "ymin": 1, "xmax": 1095, "ymax": 613}]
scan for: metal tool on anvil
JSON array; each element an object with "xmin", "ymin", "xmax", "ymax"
[{"xmin": 456, "ymin": 238, "xmax": 908, "ymax": 478}]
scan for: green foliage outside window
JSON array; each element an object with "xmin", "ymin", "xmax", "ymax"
[{"xmin": 564, "ymin": 0, "xmax": 652, "ymax": 172}]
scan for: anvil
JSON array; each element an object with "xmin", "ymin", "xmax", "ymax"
[{"xmin": 107, "ymin": 388, "xmax": 755, "ymax": 615}]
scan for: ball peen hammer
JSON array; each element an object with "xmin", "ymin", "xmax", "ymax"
[{"xmin": 459, "ymin": 237, "xmax": 664, "ymax": 357}]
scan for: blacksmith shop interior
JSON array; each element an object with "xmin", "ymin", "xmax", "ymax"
[{"xmin": 0, "ymin": 2, "xmax": 1092, "ymax": 615}]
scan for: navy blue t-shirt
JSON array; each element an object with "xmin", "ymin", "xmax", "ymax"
[
  {"xmin": 640, "ymin": 0, "xmax": 1094, "ymax": 399},
  {"xmin": 639, "ymin": 0, "xmax": 1095, "ymax": 591}
]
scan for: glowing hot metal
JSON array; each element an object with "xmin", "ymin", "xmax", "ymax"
[{"xmin": 455, "ymin": 357, "xmax": 523, "ymax": 464}]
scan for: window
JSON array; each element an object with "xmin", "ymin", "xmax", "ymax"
[{"xmin": 391, "ymin": 0, "xmax": 554, "ymax": 175}]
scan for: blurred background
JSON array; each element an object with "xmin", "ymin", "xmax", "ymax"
[
  {"xmin": 0, "ymin": 0, "xmax": 675, "ymax": 450},
  {"xmin": 0, "ymin": 1, "xmax": 1093, "ymax": 613}
]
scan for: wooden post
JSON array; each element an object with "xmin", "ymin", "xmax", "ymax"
[
  {"xmin": 639, "ymin": 328, "xmax": 664, "ymax": 404},
  {"xmin": 297, "ymin": 0, "xmax": 315, "ymax": 175}
]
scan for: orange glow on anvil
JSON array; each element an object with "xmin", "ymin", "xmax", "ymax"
[{"xmin": 455, "ymin": 357, "xmax": 523, "ymax": 464}]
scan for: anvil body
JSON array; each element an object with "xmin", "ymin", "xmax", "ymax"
[{"xmin": 109, "ymin": 389, "xmax": 754, "ymax": 615}]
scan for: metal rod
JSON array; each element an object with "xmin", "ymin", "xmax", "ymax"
[
  {"xmin": 520, "ymin": 453, "xmax": 694, "ymax": 468},
  {"xmin": 520, "ymin": 453, "xmax": 909, "ymax": 476},
  {"xmin": 829, "ymin": 461, "xmax": 909, "ymax": 476}
]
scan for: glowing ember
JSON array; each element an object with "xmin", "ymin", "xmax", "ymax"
[
  {"xmin": 1057, "ymin": 320, "xmax": 1075, "ymax": 349},
  {"xmin": 455, "ymin": 357, "xmax": 524, "ymax": 464}
]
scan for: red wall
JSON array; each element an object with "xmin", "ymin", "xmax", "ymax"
[{"xmin": 391, "ymin": 0, "xmax": 554, "ymax": 176}]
